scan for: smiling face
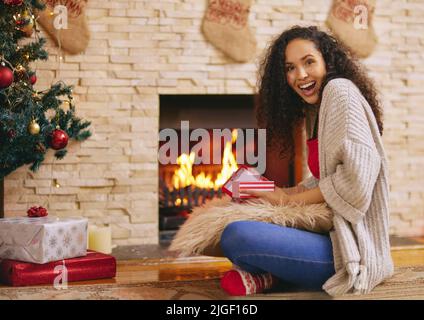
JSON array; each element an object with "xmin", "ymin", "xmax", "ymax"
[{"xmin": 285, "ymin": 38, "xmax": 327, "ymax": 105}]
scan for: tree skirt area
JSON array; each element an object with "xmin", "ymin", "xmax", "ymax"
[{"xmin": 0, "ymin": 266, "xmax": 422, "ymax": 300}]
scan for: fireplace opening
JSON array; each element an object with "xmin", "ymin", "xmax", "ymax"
[{"xmin": 158, "ymin": 94, "xmax": 302, "ymax": 244}]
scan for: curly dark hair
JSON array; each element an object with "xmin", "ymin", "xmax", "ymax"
[{"xmin": 256, "ymin": 25, "xmax": 383, "ymax": 160}]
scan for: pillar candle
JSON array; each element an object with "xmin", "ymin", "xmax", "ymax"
[{"xmin": 88, "ymin": 225, "xmax": 112, "ymax": 254}]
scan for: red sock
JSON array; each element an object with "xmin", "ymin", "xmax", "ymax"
[{"xmin": 220, "ymin": 267, "xmax": 278, "ymax": 296}]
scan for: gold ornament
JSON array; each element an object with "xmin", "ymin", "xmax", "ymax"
[
  {"xmin": 20, "ymin": 19, "xmax": 34, "ymax": 37},
  {"xmin": 28, "ymin": 119, "xmax": 40, "ymax": 135},
  {"xmin": 13, "ymin": 10, "xmax": 34, "ymax": 37}
]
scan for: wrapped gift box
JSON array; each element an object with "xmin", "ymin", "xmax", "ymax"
[
  {"xmin": 0, "ymin": 250, "xmax": 116, "ymax": 287},
  {"xmin": 236, "ymin": 181, "xmax": 275, "ymax": 198},
  {"xmin": 222, "ymin": 165, "xmax": 274, "ymax": 199},
  {"xmin": 0, "ymin": 216, "xmax": 87, "ymax": 264}
]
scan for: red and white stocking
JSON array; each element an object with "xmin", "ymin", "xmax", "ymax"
[
  {"xmin": 202, "ymin": 0, "xmax": 257, "ymax": 62},
  {"xmin": 36, "ymin": 0, "xmax": 90, "ymax": 55}
]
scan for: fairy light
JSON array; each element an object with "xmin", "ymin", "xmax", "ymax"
[{"xmin": 53, "ymin": 179, "xmax": 61, "ymax": 188}]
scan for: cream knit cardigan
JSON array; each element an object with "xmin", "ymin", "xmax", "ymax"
[{"xmin": 300, "ymin": 78, "xmax": 394, "ymax": 296}]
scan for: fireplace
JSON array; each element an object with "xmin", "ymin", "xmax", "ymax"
[{"xmin": 158, "ymin": 94, "xmax": 302, "ymax": 243}]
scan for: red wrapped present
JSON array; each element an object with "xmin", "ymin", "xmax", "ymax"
[
  {"xmin": 222, "ymin": 165, "xmax": 274, "ymax": 199},
  {"xmin": 236, "ymin": 181, "xmax": 275, "ymax": 198},
  {"xmin": 0, "ymin": 250, "xmax": 116, "ymax": 287}
]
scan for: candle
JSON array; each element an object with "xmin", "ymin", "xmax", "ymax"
[{"xmin": 88, "ymin": 225, "xmax": 112, "ymax": 254}]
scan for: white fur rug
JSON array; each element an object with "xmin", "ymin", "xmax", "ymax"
[{"xmin": 169, "ymin": 196, "xmax": 333, "ymax": 257}]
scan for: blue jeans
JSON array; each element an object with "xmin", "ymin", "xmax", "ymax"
[{"xmin": 220, "ymin": 221, "xmax": 335, "ymax": 290}]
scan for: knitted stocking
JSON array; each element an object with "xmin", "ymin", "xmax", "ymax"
[
  {"xmin": 220, "ymin": 267, "xmax": 278, "ymax": 296},
  {"xmin": 326, "ymin": 0, "xmax": 377, "ymax": 58},
  {"xmin": 36, "ymin": 0, "xmax": 90, "ymax": 55},
  {"xmin": 202, "ymin": 0, "xmax": 257, "ymax": 62}
]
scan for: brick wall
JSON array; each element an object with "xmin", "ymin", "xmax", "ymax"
[{"xmin": 4, "ymin": 0, "xmax": 424, "ymax": 244}]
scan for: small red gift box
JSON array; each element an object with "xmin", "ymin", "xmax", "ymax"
[
  {"xmin": 222, "ymin": 165, "xmax": 275, "ymax": 199},
  {"xmin": 0, "ymin": 250, "xmax": 116, "ymax": 287}
]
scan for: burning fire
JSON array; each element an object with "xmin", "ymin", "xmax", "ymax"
[{"xmin": 171, "ymin": 129, "xmax": 239, "ymax": 191}]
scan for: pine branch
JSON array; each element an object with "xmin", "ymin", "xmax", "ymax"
[
  {"xmin": 16, "ymin": 37, "xmax": 48, "ymax": 63},
  {"xmin": 54, "ymin": 149, "xmax": 67, "ymax": 159}
]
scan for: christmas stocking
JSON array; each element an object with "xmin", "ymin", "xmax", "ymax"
[
  {"xmin": 326, "ymin": 0, "xmax": 377, "ymax": 58},
  {"xmin": 202, "ymin": 0, "xmax": 257, "ymax": 62},
  {"xmin": 36, "ymin": 0, "xmax": 90, "ymax": 55}
]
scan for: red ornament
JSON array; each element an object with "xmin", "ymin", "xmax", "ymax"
[
  {"xmin": 29, "ymin": 74, "xmax": 37, "ymax": 85},
  {"xmin": 27, "ymin": 206, "xmax": 48, "ymax": 217},
  {"xmin": 3, "ymin": 0, "xmax": 23, "ymax": 5},
  {"xmin": 0, "ymin": 66, "xmax": 14, "ymax": 89},
  {"xmin": 50, "ymin": 128, "xmax": 69, "ymax": 150}
]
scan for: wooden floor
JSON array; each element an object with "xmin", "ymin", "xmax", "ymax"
[
  {"xmin": 68, "ymin": 238, "xmax": 424, "ymax": 287},
  {"xmin": 120, "ymin": 248, "xmax": 422, "ymax": 285},
  {"xmin": 0, "ymin": 238, "xmax": 422, "ymax": 300}
]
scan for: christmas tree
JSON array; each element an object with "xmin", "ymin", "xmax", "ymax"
[{"xmin": 0, "ymin": 0, "xmax": 91, "ymax": 180}]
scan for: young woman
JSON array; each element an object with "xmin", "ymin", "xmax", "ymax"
[{"xmin": 219, "ymin": 26, "xmax": 394, "ymax": 297}]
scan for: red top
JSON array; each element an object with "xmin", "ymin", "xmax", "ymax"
[{"xmin": 307, "ymin": 138, "xmax": 320, "ymax": 179}]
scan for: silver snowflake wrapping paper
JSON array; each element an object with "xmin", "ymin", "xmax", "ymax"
[{"xmin": 0, "ymin": 216, "xmax": 88, "ymax": 264}]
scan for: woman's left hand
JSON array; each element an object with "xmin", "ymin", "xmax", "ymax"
[{"xmin": 244, "ymin": 186, "xmax": 291, "ymax": 206}]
